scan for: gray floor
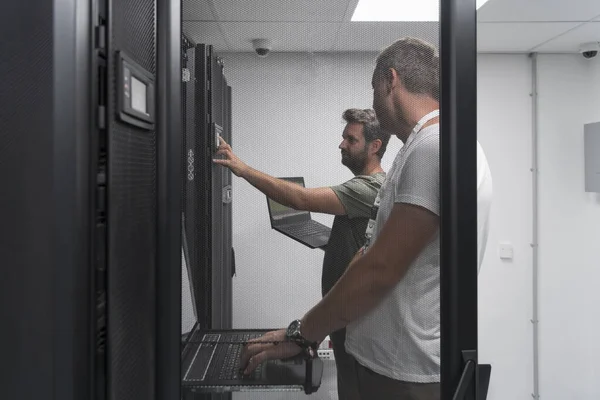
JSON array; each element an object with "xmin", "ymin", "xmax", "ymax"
[{"xmin": 231, "ymin": 359, "xmax": 338, "ymax": 400}]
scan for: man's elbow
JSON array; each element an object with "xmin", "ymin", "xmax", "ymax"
[{"xmin": 371, "ymin": 256, "xmax": 403, "ymax": 291}]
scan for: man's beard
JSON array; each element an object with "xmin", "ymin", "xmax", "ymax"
[{"xmin": 341, "ymin": 149, "xmax": 368, "ymax": 175}]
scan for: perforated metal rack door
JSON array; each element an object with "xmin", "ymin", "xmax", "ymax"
[
  {"xmin": 1, "ymin": 0, "xmax": 94, "ymax": 398},
  {"xmin": 209, "ymin": 52, "xmax": 233, "ymax": 331},
  {"xmin": 181, "ymin": 41, "xmax": 212, "ymax": 334},
  {"xmin": 107, "ymin": 0, "xmax": 157, "ymax": 398},
  {"xmin": 0, "ymin": 3, "xmax": 55, "ymax": 398},
  {"xmin": 181, "ymin": 43, "xmax": 234, "ymax": 337}
]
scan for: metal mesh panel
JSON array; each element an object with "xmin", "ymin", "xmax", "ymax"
[
  {"xmin": 180, "ymin": 39, "xmax": 234, "ymax": 342},
  {"xmin": 112, "ymin": 0, "xmax": 156, "ymax": 75},
  {"xmin": 107, "ymin": 0, "xmax": 157, "ymax": 398},
  {"xmin": 0, "ymin": 4, "xmax": 54, "ymax": 398},
  {"xmin": 180, "ymin": 39, "xmax": 235, "ymax": 400}
]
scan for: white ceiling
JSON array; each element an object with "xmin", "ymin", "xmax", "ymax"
[
  {"xmin": 182, "ymin": 0, "xmax": 600, "ymax": 54},
  {"xmin": 477, "ymin": 0, "xmax": 600, "ymax": 52}
]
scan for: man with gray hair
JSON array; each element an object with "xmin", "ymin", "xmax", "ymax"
[
  {"xmin": 213, "ymin": 108, "xmax": 390, "ymax": 400},
  {"xmin": 239, "ymin": 37, "xmax": 493, "ymax": 400}
]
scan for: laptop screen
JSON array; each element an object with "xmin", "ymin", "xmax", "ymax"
[{"xmin": 267, "ymin": 177, "xmax": 309, "ymax": 220}]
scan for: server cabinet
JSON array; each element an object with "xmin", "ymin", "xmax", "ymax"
[
  {"xmin": 182, "ymin": 40, "xmax": 233, "ymax": 333},
  {"xmin": 182, "ymin": 36, "xmax": 210, "ymax": 330},
  {"xmin": 0, "ymin": 1, "xmax": 94, "ymax": 399},
  {"xmin": 180, "ymin": 37, "xmax": 233, "ymax": 400},
  {"xmin": 0, "ymin": 0, "xmax": 94, "ymax": 399},
  {"xmin": 1, "ymin": 0, "xmax": 181, "ymax": 399},
  {"xmin": 102, "ymin": 0, "xmax": 159, "ymax": 398},
  {"xmin": 210, "ymin": 52, "xmax": 234, "ymax": 331}
]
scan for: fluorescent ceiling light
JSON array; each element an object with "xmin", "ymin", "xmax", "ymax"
[{"xmin": 351, "ymin": 0, "xmax": 491, "ymax": 21}]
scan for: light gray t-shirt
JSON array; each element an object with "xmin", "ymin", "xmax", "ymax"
[{"xmin": 344, "ymin": 124, "xmax": 493, "ymax": 383}]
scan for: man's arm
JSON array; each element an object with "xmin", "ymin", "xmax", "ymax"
[
  {"xmin": 300, "ymin": 202, "xmax": 438, "ymax": 343},
  {"xmin": 213, "ymin": 136, "xmax": 345, "ymax": 215},
  {"xmin": 239, "ymin": 202, "xmax": 439, "ymax": 374}
]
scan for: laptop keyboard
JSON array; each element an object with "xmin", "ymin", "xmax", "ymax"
[
  {"xmin": 203, "ymin": 332, "xmax": 264, "ymax": 381},
  {"xmin": 283, "ymin": 220, "xmax": 329, "ymax": 237}
]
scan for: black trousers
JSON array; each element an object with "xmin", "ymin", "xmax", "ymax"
[{"xmin": 330, "ymin": 329, "xmax": 440, "ymax": 400}]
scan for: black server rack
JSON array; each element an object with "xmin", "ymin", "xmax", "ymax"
[
  {"xmin": 180, "ymin": 36, "xmax": 234, "ymax": 400},
  {"xmin": 209, "ymin": 49, "xmax": 234, "ymax": 331},
  {"xmin": 1, "ymin": 0, "xmax": 182, "ymax": 398},
  {"xmin": 181, "ymin": 39, "xmax": 233, "ymax": 334},
  {"xmin": 0, "ymin": 0, "xmax": 94, "ymax": 399},
  {"xmin": 98, "ymin": 0, "xmax": 160, "ymax": 398}
]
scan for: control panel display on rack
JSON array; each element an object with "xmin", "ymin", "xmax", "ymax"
[
  {"xmin": 117, "ymin": 51, "xmax": 155, "ymax": 130},
  {"xmin": 130, "ymin": 76, "xmax": 147, "ymax": 114}
]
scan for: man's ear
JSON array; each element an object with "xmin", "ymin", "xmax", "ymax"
[
  {"xmin": 369, "ymin": 139, "xmax": 382, "ymax": 155},
  {"xmin": 388, "ymin": 68, "xmax": 401, "ymax": 92}
]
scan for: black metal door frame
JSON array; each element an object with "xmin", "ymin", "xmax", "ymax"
[
  {"xmin": 152, "ymin": 0, "xmax": 482, "ymax": 398},
  {"xmin": 156, "ymin": 0, "xmax": 182, "ymax": 399},
  {"xmin": 440, "ymin": 0, "xmax": 482, "ymax": 399}
]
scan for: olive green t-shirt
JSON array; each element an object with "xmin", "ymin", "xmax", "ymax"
[{"xmin": 321, "ymin": 172, "xmax": 386, "ymax": 297}]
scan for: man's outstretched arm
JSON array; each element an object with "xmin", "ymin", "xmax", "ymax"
[{"xmin": 213, "ymin": 136, "xmax": 346, "ymax": 215}]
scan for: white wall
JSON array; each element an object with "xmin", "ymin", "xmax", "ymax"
[
  {"xmin": 477, "ymin": 53, "xmax": 600, "ymax": 399},
  {"xmin": 537, "ymin": 54, "xmax": 600, "ymax": 400},
  {"xmin": 216, "ymin": 51, "xmax": 600, "ymax": 399},
  {"xmin": 476, "ymin": 54, "xmax": 534, "ymax": 400}
]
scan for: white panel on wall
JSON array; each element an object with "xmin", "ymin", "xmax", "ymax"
[
  {"xmin": 476, "ymin": 54, "xmax": 534, "ymax": 400},
  {"xmin": 584, "ymin": 122, "xmax": 600, "ymax": 192},
  {"xmin": 537, "ymin": 54, "xmax": 600, "ymax": 400}
]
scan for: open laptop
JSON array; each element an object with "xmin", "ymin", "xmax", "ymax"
[
  {"xmin": 180, "ymin": 217, "xmax": 323, "ymax": 394},
  {"xmin": 266, "ymin": 177, "xmax": 331, "ymax": 249}
]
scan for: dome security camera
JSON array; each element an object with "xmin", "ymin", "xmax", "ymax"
[
  {"xmin": 578, "ymin": 42, "xmax": 600, "ymax": 59},
  {"xmin": 252, "ymin": 39, "xmax": 272, "ymax": 58}
]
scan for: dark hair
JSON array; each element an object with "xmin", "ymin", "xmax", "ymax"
[
  {"xmin": 374, "ymin": 37, "xmax": 439, "ymax": 101},
  {"xmin": 342, "ymin": 108, "xmax": 390, "ymax": 159}
]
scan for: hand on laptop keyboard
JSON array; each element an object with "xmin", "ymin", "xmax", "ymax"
[{"xmin": 239, "ymin": 329, "xmax": 302, "ymax": 376}]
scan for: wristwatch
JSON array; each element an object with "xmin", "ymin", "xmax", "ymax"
[{"xmin": 286, "ymin": 319, "xmax": 318, "ymax": 358}]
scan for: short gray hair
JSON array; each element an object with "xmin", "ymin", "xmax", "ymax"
[
  {"xmin": 342, "ymin": 108, "xmax": 390, "ymax": 159},
  {"xmin": 374, "ymin": 37, "xmax": 439, "ymax": 101}
]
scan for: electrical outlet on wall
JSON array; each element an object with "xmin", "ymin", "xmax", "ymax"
[{"xmin": 499, "ymin": 242, "xmax": 514, "ymax": 260}]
